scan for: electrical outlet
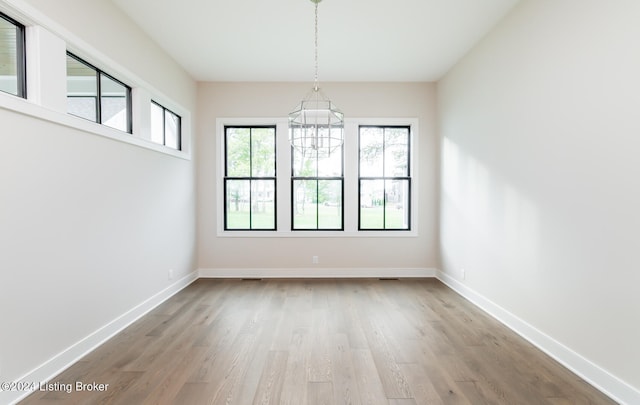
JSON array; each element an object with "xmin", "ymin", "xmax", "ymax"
[
  {"xmin": 312, "ymin": 256, "xmax": 319, "ymax": 264},
  {"xmin": 168, "ymin": 269, "xmax": 174, "ymax": 280}
]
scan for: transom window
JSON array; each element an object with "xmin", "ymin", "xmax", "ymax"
[
  {"xmin": 359, "ymin": 126, "xmax": 411, "ymax": 230},
  {"xmin": 224, "ymin": 126, "xmax": 277, "ymax": 230},
  {"xmin": 66, "ymin": 52, "xmax": 132, "ymax": 133},
  {"xmin": 0, "ymin": 12, "xmax": 26, "ymax": 98},
  {"xmin": 292, "ymin": 146, "xmax": 344, "ymax": 230},
  {"xmin": 151, "ymin": 101, "xmax": 182, "ymax": 150}
]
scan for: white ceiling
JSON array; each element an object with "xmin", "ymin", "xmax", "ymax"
[{"xmin": 111, "ymin": 0, "xmax": 521, "ymax": 82}]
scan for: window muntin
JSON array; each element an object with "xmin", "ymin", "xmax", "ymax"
[
  {"xmin": 359, "ymin": 126, "xmax": 411, "ymax": 230},
  {"xmin": 150, "ymin": 101, "xmax": 182, "ymax": 150},
  {"xmin": 224, "ymin": 126, "xmax": 276, "ymax": 230},
  {"xmin": 66, "ymin": 52, "xmax": 131, "ymax": 133},
  {"xmin": 150, "ymin": 102, "xmax": 164, "ymax": 144},
  {"xmin": 292, "ymin": 146, "xmax": 344, "ymax": 230},
  {"xmin": 0, "ymin": 12, "xmax": 26, "ymax": 98}
]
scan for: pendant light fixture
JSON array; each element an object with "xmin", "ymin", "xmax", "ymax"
[{"xmin": 289, "ymin": 0, "xmax": 343, "ymax": 157}]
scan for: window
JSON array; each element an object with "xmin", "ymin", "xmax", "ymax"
[
  {"xmin": 224, "ymin": 126, "xmax": 276, "ymax": 230},
  {"xmin": 218, "ymin": 119, "xmax": 416, "ymax": 236},
  {"xmin": 0, "ymin": 12, "xmax": 26, "ymax": 98},
  {"xmin": 292, "ymin": 146, "xmax": 343, "ymax": 230},
  {"xmin": 359, "ymin": 126, "xmax": 411, "ymax": 230},
  {"xmin": 66, "ymin": 52, "xmax": 131, "ymax": 133},
  {"xmin": 151, "ymin": 101, "xmax": 181, "ymax": 150}
]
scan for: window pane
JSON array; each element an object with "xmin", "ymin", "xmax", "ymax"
[
  {"xmin": 293, "ymin": 147, "xmax": 317, "ymax": 177},
  {"xmin": 293, "ymin": 180, "xmax": 317, "ymax": 229},
  {"xmin": 251, "ymin": 180, "xmax": 275, "ymax": 229},
  {"xmin": 317, "ymin": 146, "xmax": 342, "ymax": 177},
  {"xmin": 251, "ymin": 127, "xmax": 275, "ymax": 177},
  {"xmin": 67, "ymin": 55, "xmax": 97, "ymax": 121},
  {"xmin": 100, "ymin": 74, "xmax": 128, "ymax": 132},
  {"xmin": 360, "ymin": 179, "xmax": 385, "ymax": 229},
  {"xmin": 226, "ymin": 180, "xmax": 250, "ymax": 229},
  {"xmin": 318, "ymin": 180, "xmax": 342, "ymax": 229},
  {"xmin": 226, "ymin": 128, "xmax": 250, "ymax": 177},
  {"xmin": 385, "ymin": 179, "xmax": 410, "ymax": 229},
  {"xmin": 67, "ymin": 97, "xmax": 97, "ymax": 121},
  {"xmin": 294, "ymin": 147, "xmax": 342, "ymax": 178},
  {"xmin": 165, "ymin": 110, "xmax": 180, "ymax": 150},
  {"xmin": 150, "ymin": 102, "xmax": 164, "ymax": 144},
  {"xmin": 0, "ymin": 16, "xmax": 19, "ymax": 95},
  {"xmin": 359, "ymin": 127, "xmax": 384, "ymax": 177},
  {"xmin": 384, "ymin": 127, "xmax": 409, "ymax": 177}
]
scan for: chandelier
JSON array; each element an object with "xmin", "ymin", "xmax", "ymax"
[{"xmin": 289, "ymin": 0, "xmax": 344, "ymax": 156}]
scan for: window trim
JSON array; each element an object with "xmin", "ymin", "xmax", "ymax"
[
  {"xmin": 217, "ymin": 117, "xmax": 419, "ymax": 238},
  {"xmin": 0, "ymin": 11, "xmax": 27, "ymax": 98},
  {"xmin": 66, "ymin": 51, "xmax": 132, "ymax": 134},
  {"xmin": 358, "ymin": 125, "xmax": 412, "ymax": 231},
  {"xmin": 223, "ymin": 125, "xmax": 277, "ymax": 231}
]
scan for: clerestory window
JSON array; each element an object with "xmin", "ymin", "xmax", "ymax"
[
  {"xmin": 66, "ymin": 52, "xmax": 132, "ymax": 133},
  {"xmin": 0, "ymin": 12, "xmax": 26, "ymax": 98}
]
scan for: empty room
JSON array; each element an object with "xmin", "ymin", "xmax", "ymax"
[{"xmin": 1, "ymin": 0, "xmax": 638, "ymax": 403}]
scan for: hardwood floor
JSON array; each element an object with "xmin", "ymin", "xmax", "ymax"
[{"xmin": 20, "ymin": 279, "xmax": 616, "ymax": 404}]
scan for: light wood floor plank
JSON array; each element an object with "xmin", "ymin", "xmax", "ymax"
[
  {"xmin": 308, "ymin": 382, "xmax": 334, "ymax": 405},
  {"xmin": 360, "ymin": 314, "xmax": 413, "ymax": 399},
  {"xmin": 279, "ymin": 326, "xmax": 311, "ymax": 405},
  {"xmin": 398, "ymin": 363, "xmax": 444, "ymax": 405},
  {"xmin": 251, "ymin": 350, "xmax": 288, "ymax": 405},
  {"xmin": 308, "ymin": 309, "xmax": 333, "ymax": 383},
  {"xmin": 351, "ymin": 349, "xmax": 388, "ymax": 405},
  {"xmin": 329, "ymin": 333, "xmax": 361, "ymax": 405}
]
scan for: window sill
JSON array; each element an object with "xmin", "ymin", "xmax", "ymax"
[
  {"xmin": 217, "ymin": 230, "xmax": 418, "ymax": 238},
  {"xmin": 0, "ymin": 91, "xmax": 191, "ymax": 160}
]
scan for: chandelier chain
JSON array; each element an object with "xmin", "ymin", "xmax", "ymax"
[{"xmin": 314, "ymin": 0, "xmax": 319, "ymax": 91}]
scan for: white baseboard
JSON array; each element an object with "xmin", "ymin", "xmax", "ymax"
[
  {"xmin": 4, "ymin": 271, "xmax": 198, "ymax": 405},
  {"xmin": 436, "ymin": 270, "xmax": 639, "ymax": 405},
  {"xmin": 198, "ymin": 267, "xmax": 437, "ymax": 279}
]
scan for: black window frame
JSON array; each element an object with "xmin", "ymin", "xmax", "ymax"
[
  {"xmin": 358, "ymin": 125, "xmax": 412, "ymax": 231},
  {"xmin": 291, "ymin": 147, "xmax": 345, "ymax": 231},
  {"xmin": 66, "ymin": 51, "xmax": 132, "ymax": 134},
  {"xmin": 0, "ymin": 12, "xmax": 27, "ymax": 98},
  {"xmin": 151, "ymin": 100, "xmax": 182, "ymax": 150},
  {"xmin": 223, "ymin": 125, "xmax": 277, "ymax": 231}
]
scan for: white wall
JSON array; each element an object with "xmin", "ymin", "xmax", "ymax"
[
  {"xmin": 197, "ymin": 82, "xmax": 438, "ymax": 272},
  {"xmin": 0, "ymin": 0, "xmax": 197, "ymax": 397},
  {"xmin": 438, "ymin": 0, "xmax": 640, "ymax": 400}
]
